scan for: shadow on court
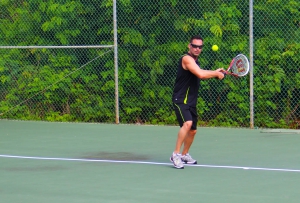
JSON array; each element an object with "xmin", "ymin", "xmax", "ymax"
[{"xmin": 81, "ymin": 151, "xmax": 150, "ymax": 161}]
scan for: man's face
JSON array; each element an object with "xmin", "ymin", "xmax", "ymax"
[{"xmin": 188, "ymin": 39, "xmax": 203, "ymax": 57}]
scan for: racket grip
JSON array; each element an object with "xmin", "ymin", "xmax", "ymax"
[{"xmin": 220, "ymin": 70, "xmax": 227, "ymax": 75}]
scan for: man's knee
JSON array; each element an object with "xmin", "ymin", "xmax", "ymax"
[
  {"xmin": 182, "ymin": 121, "xmax": 193, "ymax": 129},
  {"xmin": 189, "ymin": 129, "xmax": 197, "ymax": 136}
]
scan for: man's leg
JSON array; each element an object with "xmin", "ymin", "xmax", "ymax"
[
  {"xmin": 181, "ymin": 107, "xmax": 198, "ymax": 164},
  {"xmin": 170, "ymin": 121, "xmax": 192, "ymax": 169},
  {"xmin": 181, "ymin": 106, "xmax": 198, "ymax": 164},
  {"xmin": 181, "ymin": 129, "xmax": 198, "ymax": 164},
  {"xmin": 171, "ymin": 103, "xmax": 193, "ymax": 169},
  {"xmin": 181, "ymin": 129, "xmax": 197, "ymax": 155},
  {"xmin": 174, "ymin": 121, "xmax": 193, "ymax": 153}
]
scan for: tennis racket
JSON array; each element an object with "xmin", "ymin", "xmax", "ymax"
[{"xmin": 222, "ymin": 54, "xmax": 250, "ymax": 77}]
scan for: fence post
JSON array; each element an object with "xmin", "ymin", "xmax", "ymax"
[
  {"xmin": 249, "ymin": 0, "xmax": 254, "ymax": 129},
  {"xmin": 113, "ymin": 0, "xmax": 119, "ymax": 124}
]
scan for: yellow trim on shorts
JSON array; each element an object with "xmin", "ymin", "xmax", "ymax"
[
  {"xmin": 174, "ymin": 103, "xmax": 185, "ymax": 122},
  {"xmin": 184, "ymin": 87, "xmax": 190, "ymax": 104}
]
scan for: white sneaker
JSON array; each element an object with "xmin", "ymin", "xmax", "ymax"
[
  {"xmin": 170, "ymin": 153, "xmax": 184, "ymax": 169},
  {"xmin": 181, "ymin": 153, "xmax": 197, "ymax": 164}
]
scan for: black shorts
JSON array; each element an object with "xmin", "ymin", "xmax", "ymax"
[{"xmin": 173, "ymin": 103, "xmax": 198, "ymax": 130}]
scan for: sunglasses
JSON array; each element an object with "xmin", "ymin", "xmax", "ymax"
[{"xmin": 190, "ymin": 44, "xmax": 204, "ymax": 49}]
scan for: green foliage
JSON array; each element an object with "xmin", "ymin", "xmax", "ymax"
[{"xmin": 0, "ymin": 0, "xmax": 299, "ymax": 128}]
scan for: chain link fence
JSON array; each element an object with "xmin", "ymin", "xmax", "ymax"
[{"xmin": 0, "ymin": 0, "xmax": 299, "ymax": 128}]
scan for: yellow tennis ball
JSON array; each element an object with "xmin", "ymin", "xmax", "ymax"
[{"xmin": 212, "ymin": 45, "xmax": 219, "ymax": 51}]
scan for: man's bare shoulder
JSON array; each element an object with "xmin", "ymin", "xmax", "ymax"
[
  {"xmin": 182, "ymin": 55, "xmax": 197, "ymax": 70},
  {"xmin": 182, "ymin": 54, "xmax": 194, "ymax": 60}
]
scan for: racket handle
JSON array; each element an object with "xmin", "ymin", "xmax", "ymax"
[
  {"xmin": 220, "ymin": 70, "xmax": 227, "ymax": 75},
  {"xmin": 221, "ymin": 70, "xmax": 239, "ymax": 77}
]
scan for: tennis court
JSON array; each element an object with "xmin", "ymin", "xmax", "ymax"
[{"xmin": 1, "ymin": 120, "xmax": 300, "ymax": 203}]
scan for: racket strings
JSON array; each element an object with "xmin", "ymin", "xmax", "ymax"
[
  {"xmin": 0, "ymin": 49, "xmax": 113, "ymax": 116},
  {"xmin": 231, "ymin": 55, "xmax": 250, "ymax": 77}
]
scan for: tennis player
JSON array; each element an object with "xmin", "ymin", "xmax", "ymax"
[{"xmin": 170, "ymin": 35, "xmax": 224, "ymax": 169}]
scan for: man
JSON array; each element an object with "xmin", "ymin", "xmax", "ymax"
[{"xmin": 170, "ymin": 35, "xmax": 224, "ymax": 169}]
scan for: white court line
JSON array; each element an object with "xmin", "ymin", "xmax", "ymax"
[{"xmin": 1, "ymin": 154, "xmax": 300, "ymax": 173}]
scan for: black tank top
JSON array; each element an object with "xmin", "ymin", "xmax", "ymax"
[{"xmin": 172, "ymin": 53, "xmax": 200, "ymax": 107}]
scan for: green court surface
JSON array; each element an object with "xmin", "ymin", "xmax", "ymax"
[{"xmin": 1, "ymin": 120, "xmax": 300, "ymax": 203}]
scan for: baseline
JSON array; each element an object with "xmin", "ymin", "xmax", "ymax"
[{"xmin": 1, "ymin": 154, "xmax": 300, "ymax": 173}]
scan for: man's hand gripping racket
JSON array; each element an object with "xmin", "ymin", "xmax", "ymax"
[{"xmin": 221, "ymin": 54, "xmax": 250, "ymax": 78}]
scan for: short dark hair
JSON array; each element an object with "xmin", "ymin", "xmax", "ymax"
[{"xmin": 190, "ymin": 35, "xmax": 203, "ymax": 43}]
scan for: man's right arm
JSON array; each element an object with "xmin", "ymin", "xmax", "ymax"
[{"xmin": 182, "ymin": 55, "xmax": 224, "ymax": 80}]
